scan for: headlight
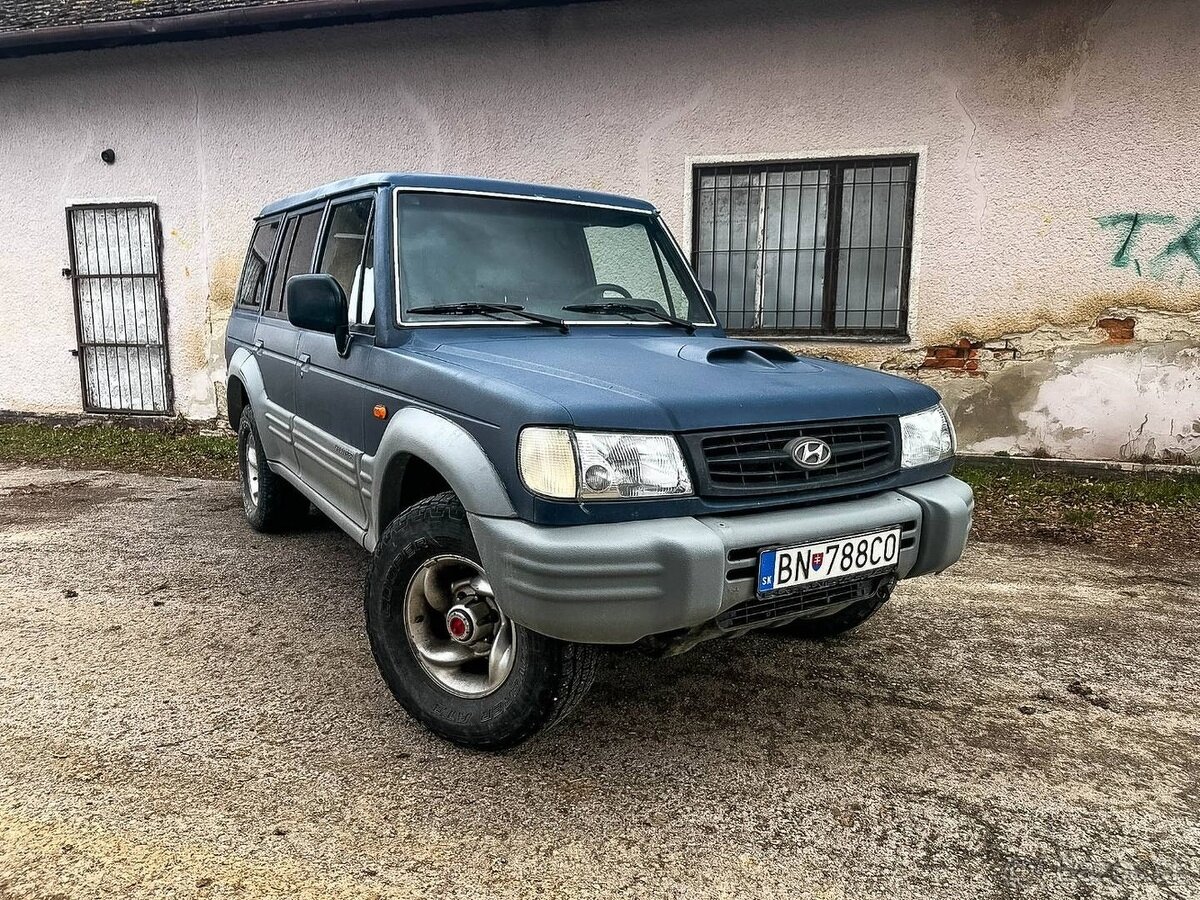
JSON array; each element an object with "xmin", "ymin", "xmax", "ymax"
[
  {"xmin": 899, "ymin": 404, "xmax": 956, "ymax": 468},
  {"xmin": 518, "ymin": 427, "xmax": 693, "ymax": 500}
]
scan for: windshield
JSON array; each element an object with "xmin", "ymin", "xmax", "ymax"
[{"xmin": 394, "ymin": 191, "xmax": 714, "ymax": 325}]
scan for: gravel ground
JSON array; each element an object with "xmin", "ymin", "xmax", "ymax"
[{"xmin": 0, "ymin": 466, "xmax": 1197, "ymax": 900}]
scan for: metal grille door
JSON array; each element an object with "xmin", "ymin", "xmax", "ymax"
[{"xmin": 67, "ymin": 203, "xmax": 173, "ymax": 414}]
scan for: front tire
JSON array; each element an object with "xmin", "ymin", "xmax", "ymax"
[
  {"xmin": 366, "ymin": 492, "xmax": 598, "ymax": 750},
  {"xmin": 237, "ymin": 407, "xmax": 308, "ymax": 532}
]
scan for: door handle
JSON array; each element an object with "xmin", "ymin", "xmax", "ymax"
[{"xmin": 298, "ymin": 353, "xmax": 311, "ymax": 376}]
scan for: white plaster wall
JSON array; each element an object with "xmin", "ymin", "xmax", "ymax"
[{"xmin": 0, "ymin": 0, "xmax": 1197, "ymax": 457}]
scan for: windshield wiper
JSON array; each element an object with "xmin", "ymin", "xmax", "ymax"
[
  {"xmin": 408, "ymin": 302, "xmax": 569, "ymax": 333},
  {"xmin": 561, "ymin": 302, "xmax": 696, "ymax": 335}
]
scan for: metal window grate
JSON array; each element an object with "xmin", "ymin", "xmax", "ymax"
[
  {"xmin": 692, "ymin": 157, "xmax": 916, "ymax": 338},
  {"xmin": 67, "ymin": 203, "xmax": 173, "ymax": 414}
]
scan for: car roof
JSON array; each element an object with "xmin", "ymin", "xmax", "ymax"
[{"xmin": 257, "ymin": 173, "xmax": 659, "ymax": 217}]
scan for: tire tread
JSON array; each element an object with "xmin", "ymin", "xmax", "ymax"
[{"xmin": 238, "ymin": 407, "xmax": 308, "ymax": 532}]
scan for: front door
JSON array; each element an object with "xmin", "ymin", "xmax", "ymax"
[
  {"xmin": 66, "ymin": 203, "xmax": 173, "ymax": 414},
  {"xmin": 294, "ymin": 195, "xmax": 376, "ymax": 528}
]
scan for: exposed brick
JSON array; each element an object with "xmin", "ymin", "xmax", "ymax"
[
  {"xmin": 920, "ymin": 337, "xmax": 987, "ymax": 371},
  {"xmin": 1097, "ymin": 316, "xmax": 1135, "ymax": 342},
  {"xmin": 921, "ymin": 356, "xmax": 966, "ymax": 369}
]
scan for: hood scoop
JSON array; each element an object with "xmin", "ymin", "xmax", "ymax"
[{"xmin": 679, "ymin": 342, "xmax": 808, "ymax": 369}]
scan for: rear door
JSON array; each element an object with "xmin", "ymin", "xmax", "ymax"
[
  {"xmin": 294, "ymin": 194, "xmax": 377, "ymax": 527},
  {"xmin": 226, "ymin": 215, "xmax": 279, "ymax": 373},
  {"xmin": 253, "ymin": 206, "xmax": 323, "ymax": 473}
]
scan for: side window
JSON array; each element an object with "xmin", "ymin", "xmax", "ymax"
[
  {"xmin": 265, "ymin": 218, "xmax": 298, "ymax": 314},
  {"xmin": 267, "ymin": 210, "xmax": 322, "ymax": 316},
  {"xmin": 359, "ymin": 217, "xmax": 376, "ymax": 327},
  {"xmin": 236, "ymin": 217, "xmax": 281, "ymax": 307},
  {"xmin": 317, "ymin": 198, "xmax": 375, "ymax": 327}
]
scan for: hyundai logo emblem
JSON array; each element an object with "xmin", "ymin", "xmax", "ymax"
[{"xmin": 786, "ymin": 437, "xmax": 833, "ymax": 470}]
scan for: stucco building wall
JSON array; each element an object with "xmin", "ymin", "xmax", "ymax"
[{"xmin": 1, "ymin": 0, "xmax": 1197, "ymax": 459}]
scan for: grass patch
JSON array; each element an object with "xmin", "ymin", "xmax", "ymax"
[
  {"xmin": 0, "ymin": 421, "xmax": 237, "ymax": 480},
  {"xmin": 956, "ymin": 462, "xmax": 1200, "ymax": 507},
  {"xmin": 956, "ymin": 461, "xmax": 1200, "ymax": 557}
]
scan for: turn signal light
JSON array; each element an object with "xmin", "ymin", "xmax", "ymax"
[{"xmin": 373, "ymin": 405, "xmax": 388, "ymax": 419}]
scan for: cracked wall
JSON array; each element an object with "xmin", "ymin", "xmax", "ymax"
[
  {"xmin": 0, "ymin": 0, "xmax": 1197, "ymax": 460},
  {"xmin": 873, "ymin": 307, "xmax": 1200, "ymax": 462}
]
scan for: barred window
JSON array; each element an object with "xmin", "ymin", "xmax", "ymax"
[{"xmin": 692, "ymin": 156, "xmax": 916, "ymax": 338}]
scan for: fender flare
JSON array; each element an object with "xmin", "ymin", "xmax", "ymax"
[
  {"xmin": 367, "ymin": 406, "xmax": 517, "ymax": 548},
  {"xmin": 225, "ymin": 348, "xmax": 265, "ymax": 422},
  {"xmin": 226, "ymin": 347, "xmax": 267, "ymax": 431}
]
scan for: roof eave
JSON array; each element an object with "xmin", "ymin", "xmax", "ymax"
[{"xmin": 0, "ymin": 0, "xmax": 599, "ymax": 59}]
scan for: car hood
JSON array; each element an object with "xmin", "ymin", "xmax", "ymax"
[{"xmin": 414, "ymin": 330, "xmax": 940, "ymax": 431}]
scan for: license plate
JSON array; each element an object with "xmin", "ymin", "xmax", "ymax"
[{"xmin": 757, "ymin": 527, "xmax": 901, "ymax": 595}]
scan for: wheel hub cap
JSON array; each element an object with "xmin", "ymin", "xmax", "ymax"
[
  {"xmin": 446, "ymin": 608, "xmax": 473, "ymax": 642},
  {"xmin": 403, "ymin": 555, "xmax": 516, "ymax": 698},
  {"xmin": 445, "ymin": 599, "xmax": 495, "ymax": 645}
]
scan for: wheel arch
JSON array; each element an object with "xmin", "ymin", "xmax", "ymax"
[
  {"xmin": 226, "ymin": 374, "xmax": 248, "ymax": 431},
  {"xmin": 226, "ymin": 348, "xmax": 267, "ymax": 423},
  {"xmin": 368, "ymin": 407, "xmax": 517, "ymax": 549},
  {"xmin": 375, "ymin": 453, "xmax": 452, "ymax": 536}
]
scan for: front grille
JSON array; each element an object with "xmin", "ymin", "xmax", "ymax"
[
  {"xmin": 682, "ymin": 418, "xmax": 898, "ymax": 497},
  {"xmin": 716, "ymin": 571, "xmax": 891, "ymax": 631}
]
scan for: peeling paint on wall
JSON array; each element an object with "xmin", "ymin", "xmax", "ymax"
[
  {"xmin": 950, "ymin": 342, "xmax": 1200, "ymax": 462},
  {"xmin": 794, "ymin": 301, "xmax": 1200, "ymax": 463}
]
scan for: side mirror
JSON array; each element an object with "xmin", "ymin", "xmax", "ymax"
[{"xmin": 287, "ymin": 274, "xmax": 349, "ymax": 354}]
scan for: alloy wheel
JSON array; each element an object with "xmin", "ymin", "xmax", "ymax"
[
  {"xmin": 243, "ymin": 435, "xmax": 260, "ymax": 507},
  {"xmin": 403, "ymin": 555, "xmax": 516, "ymax": 698}
]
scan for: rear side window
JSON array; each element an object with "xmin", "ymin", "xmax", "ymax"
[
  {"xmin": 265, "ymin": 218, "xmax": 297, "ymax": 314},
  {"xmin": 265, "ymin": 209, "xmax": 323, "ymax": 316},
  {"xmin": 235, "ymin": 217, "xmax": 281, "ymax": 307},
  {"xmin": 318, "ymin": 198, "xmax": 374, "ymax": 327}
]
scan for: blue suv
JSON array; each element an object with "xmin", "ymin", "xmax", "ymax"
[{"xmin": 225, "ymin": 173, "xmax": 973, "ymax": 749}]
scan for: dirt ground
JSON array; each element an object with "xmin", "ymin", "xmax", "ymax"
[{"xmin": 0, "ymin": 466, "xmax": 1196, "ymax": 900}]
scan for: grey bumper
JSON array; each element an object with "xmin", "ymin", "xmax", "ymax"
[{"xmin": 469, "ymin": 475, "xmax": 973, "ymax": 645}]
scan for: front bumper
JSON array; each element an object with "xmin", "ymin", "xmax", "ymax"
[{"xmin": 469, "ymin": 475, "xmax": 973, "ymax": 644}]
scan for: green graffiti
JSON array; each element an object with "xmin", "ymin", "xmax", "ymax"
[
  {"xmin": 1096, "ymin": 212, "xmax": 1177, "ymax": 270},
  {"xmin": 1096, "ymin": 212, "xmax": 1200, "ymax": 279},
  {"xmin": 1150, "ymin": 215, "xmax": 1200, "ymax": 278}
]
